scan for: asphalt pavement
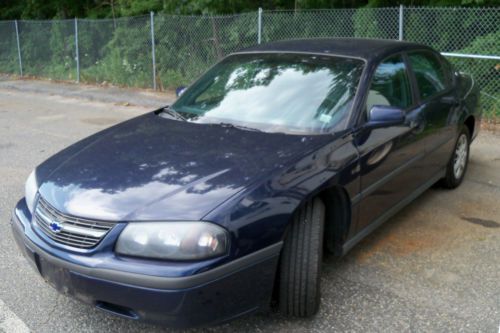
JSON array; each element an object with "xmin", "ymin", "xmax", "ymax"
[{"xmin": 0, "ymin": 78, "xmax": 498, "ymax": 332}]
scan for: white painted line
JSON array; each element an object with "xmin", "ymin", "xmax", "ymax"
[{"xmin": 0, "ymin": 299, "xmax": 30, "ymax": 333}]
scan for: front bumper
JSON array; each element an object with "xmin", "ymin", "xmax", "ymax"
[{"xmin": 11, "ymin": 199, "xmax": 281, "ymax": 328}]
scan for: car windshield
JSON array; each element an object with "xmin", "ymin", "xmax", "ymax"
[{"xmin": 171, "ymin": 53, "xmax": 365, "ymax": 134}]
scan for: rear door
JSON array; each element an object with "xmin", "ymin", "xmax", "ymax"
[
  {"xmin": 407, "ymin": 50, "xmax": 458, "ymax": 175},
  {"xmin": 354, "ymin": 54, "xmax": 428, "ymax": 232}
]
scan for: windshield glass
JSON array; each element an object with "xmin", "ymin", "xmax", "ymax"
[{"xmin": 172, "ymin": 53, "xmax": 365, "ymax": 134}]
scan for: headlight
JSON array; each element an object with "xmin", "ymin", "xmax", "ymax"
[
  {"xmin": 115, "ymin": 222, "xmax": 229, "ymax": 260},
  {"xmin": 25, "ymin": 170, "xmax": 38, "ymax": 213}
]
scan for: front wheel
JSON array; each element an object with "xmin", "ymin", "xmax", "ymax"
[
  {"xmin": 441, "ymin": 126, "xmax": 470, "ymax": 189},
  {"xmin": 279, "ymin": 198, "xmax": 325, "ymax": 317}
]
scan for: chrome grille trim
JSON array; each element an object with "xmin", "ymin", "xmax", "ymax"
[{"xmin": 33, "ymin": 197, "xmax": 116, "ymax": 249}]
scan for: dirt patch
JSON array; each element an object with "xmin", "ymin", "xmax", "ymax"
[
  {"xmin": 355, "ymin": 232, "xmax": 441, "ymax": 262},
  {"xmin": 352, "ymin": 213, "xmax": 452, "ymax": 263},
  {"xmin": 481, "ymin": 121, "xmax": 500, "ymax": 134}
]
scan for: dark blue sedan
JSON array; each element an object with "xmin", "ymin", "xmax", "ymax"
[{"xmin": 11, "ymin": 38, "xmax": 480, "ymax": 327}]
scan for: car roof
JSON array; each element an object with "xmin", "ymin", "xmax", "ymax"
[{"xmin": 236, "ymin": 38, "xmax": 433, "ymax": 63}]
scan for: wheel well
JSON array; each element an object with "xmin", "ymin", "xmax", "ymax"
[
  {"xmin": 464, "ymin": 116, "xmax": 475, "ymax": 138},
  {"xmin": 319, "ymin": 186, "xmax": 352, "ymax": 256},
  {"xmin": 271, "ymin": 187, "xmax": 352, "ymax": 307}
]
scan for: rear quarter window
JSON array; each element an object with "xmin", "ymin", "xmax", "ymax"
[{"xmin": 408, "ymin": 51, "xmax": 449, "ymax": 100}]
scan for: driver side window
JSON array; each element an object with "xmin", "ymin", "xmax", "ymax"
[{"xmin": 366, "ymin": 55, "xmax": 412, "ymax": 114}]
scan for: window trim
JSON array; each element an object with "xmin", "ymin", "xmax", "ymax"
[
  {"xmin": 355, "ymin": 51, "xmax": 418, "ymax": 127},
  {"xmin": 173, "ymin": 51, "xmax": 367, "ymax": 135},
  {"xmin": 435, "ymin": 53, "xmax": 456, "ymax": 86},
  {"xmin": 406, "ymin": 49, "xmax": 454, "ymax": 104}
]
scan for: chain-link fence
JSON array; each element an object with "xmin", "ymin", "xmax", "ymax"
[
  {"xmin": 154, "ymin": 12, "xmax": 258, "ymax": 90},
  {"xmin": 262, "ymin": 8, "xmax": 400, "ymax": 41},
  {"xmin": 0, "ymin": 21, "xmax": 19, "ymax": 75},
  {"xmin": 0, "ymin": 7, "xmax": 498, "ymax": 120},
  {"xmin": 78, "ymin": 16, "xmax": 153, "ymax": 88},
  {"xmin": 402, "ymin": 7, "xmax": 500, "ymax": 124},
  {"xmin": 18, "ymin": 19, "xmax": 76, "ymax": 81}
]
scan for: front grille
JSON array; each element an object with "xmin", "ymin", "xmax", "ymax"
[{"xmin": 33, "ymin": 197, "xmax": 115, "ymax": 249}]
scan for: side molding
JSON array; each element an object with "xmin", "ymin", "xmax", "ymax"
[{"xmin": 341, "ymin": 168, "xmax": 445, "ymax": 255}]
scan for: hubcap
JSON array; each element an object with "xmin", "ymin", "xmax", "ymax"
[{"xmin": 453, "ymin": 134, "xmax": 468, "ymax": 179}]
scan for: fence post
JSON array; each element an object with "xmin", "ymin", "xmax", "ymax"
[
  {"xmin": 74, "ymin": 18, "xmax": 80, "ymax": 83},
  {"xmin": 257, "ymin": 7, "xmax": 263, "ymax": 44},
  {"xmin": 398, "ymin": 4, "xmax": 404, "ymax": 41},
  {"xmin": 14, "ymin": 20, "xmax": 23, "ymax": 76},
  {"xmin": 150, "ymin": 11, "xmax": 157, "ymax": 90}
]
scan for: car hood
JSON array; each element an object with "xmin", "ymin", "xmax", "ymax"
[{"xmin": 37, "ymin": 113, "xmax": 331, "ymax": 221}]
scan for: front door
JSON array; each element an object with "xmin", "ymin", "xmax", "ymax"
[{"xmin": 354, "ymin": 53, "xmax": 428, "ymax": 232}]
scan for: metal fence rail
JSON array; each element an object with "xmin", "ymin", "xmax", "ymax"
[{"xmin": 0, "ymin": 6, "xmax": 498, "ymax": 119}]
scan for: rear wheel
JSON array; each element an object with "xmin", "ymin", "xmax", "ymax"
[
  {"xmin": 279, "ymin": 198, "xmax": 325, "ymax": 317},
  {"xmin": 441, "ymin": 126, "xmax": 470, "ymax": 189}
]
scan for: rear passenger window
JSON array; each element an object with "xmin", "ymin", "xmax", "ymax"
[
  {"xmin": 366, "ymin": 55, "xmax": 412, "ymax": 112},
  {"xmin": 408, "ymin": 52, "xmax": 448, "ymax": 100}
]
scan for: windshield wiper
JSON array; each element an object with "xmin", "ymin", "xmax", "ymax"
[
  {"xmin": 159, "ymin": 106, "xmax": 186, "ymax": 121},
  {"xmin": 218, "ymin": 122, "xmax": 263, "ymax": 132}
]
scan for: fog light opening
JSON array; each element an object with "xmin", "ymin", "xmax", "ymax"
[{"xmin": 95, "ymin": 301, "xmax": 139, "ymax": 320}]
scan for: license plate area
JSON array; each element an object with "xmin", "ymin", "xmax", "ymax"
[
  {"xmin": 37, "ymin": 256, "xmax": 71, "ymax": 293},
  {"xmin": 23, "ymin": 245, "xmax": 72, "ymax": 294}
]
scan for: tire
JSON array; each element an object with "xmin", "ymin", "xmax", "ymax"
[
  {"xmin": 441, "ymin": 125, "xmax": 470, "ymax": 189},
  {"xmin": 279, "ymin": 198, "xmax": 325, "ymax": 317}
]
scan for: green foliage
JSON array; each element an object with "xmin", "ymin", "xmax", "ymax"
[
  {"xmin": 459, "ymin": 30, "xmax": 500, "ymax": 56},
  {"xmin": 354, "ymin": 8, "xmax": 383, "ymax": 38},
  {"xmin": 453, "ymin": 30, "xmax": 500, "ymax": 117},
  {"xmin": 12, "ymin": 21, "xmax": 76, "ymax": 80},
  {"xmin": 81, "ymin": 47, "xmax": 150, "ymax": 87},
  {"xmin": 1, "ymin": 0, "xmax": 499, "ymax": 20}
]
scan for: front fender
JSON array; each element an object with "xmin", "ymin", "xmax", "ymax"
[{"xmin": 203, "ymin": 135, "xmax": 360, "ymax": 261}]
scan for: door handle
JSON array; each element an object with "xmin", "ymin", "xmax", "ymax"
[
  {"xmin": 409, "ymin": 119, "xmax": 425, "ymax": 133},
  {"xmin": 409, "ymin": 120, "xmax": 420, "ymax": 129},
  {"xmin": 441, "ymin": 96, "xmax": 459, "ymax": 106}
]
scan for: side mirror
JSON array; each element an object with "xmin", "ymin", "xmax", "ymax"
[
  {"xmin": 176, "ymin": 86, "xmax": 186, "ymax": 97},
  {"xmin": 366, "ymin": 105, "xmax": 405, "ymax": 129}
]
